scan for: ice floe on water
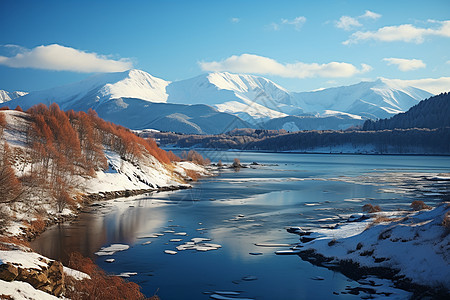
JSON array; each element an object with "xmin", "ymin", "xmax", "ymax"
[
  {"xmin": 170, "ymin": 239, "xmax": 183, "ymax": 242},
  {"xmin": 241, "ymin": 275, "xmax": 258, "ymax": 281},
  {"xmin": 254, "ymin": 243, "xmax": 292, "ymax": 247},
  {"xmin": 105, "ymin": 258, "xmax": 115, "ymax": 263},
  {"xmin": 118, "ymin": 272, "xmax": 137, "ymax": 278},
  {"xmin": 210, "ymin": 294, "xmax": 255, "ymax": 300},
  {"xmin": 174, "ymin": 232, "xmax": 187, "ymax": 236},
  {"xmin": 95, "ymin": 244, "xmax": 129, "ymax": 256},
  {"xmin": 164, "ymin": 250, "xmax": 177, "ymax": 255},
  {"xmin": 275, "ymin": 249, "xmax": 301, "ymax": 255}
]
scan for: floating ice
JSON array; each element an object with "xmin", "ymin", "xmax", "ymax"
[
  {"xmin": 174, "ymin": 237, "xmax": 221, "ymax": 252},
  {"xmin": 210, "ymin": 294, "xmax": 255, "ymax": 300},
  {"xmin": 214, "ymin": 291, "xmax": 241, "ymax": 295},
  {"xmin": 142, "ymin": 241, "xmax": 152, "ymax": 245},
  {"xmin": 275, "ymin": 250, "xmax": 301, "ymax": 255},
  {"xmin": 164, "ymin": 250, "xmax": 177, "ymax": 255},
  {"xmin": 191, "ymin": 237, "xmax": 211, "ymax": 243},
  {"xmin": 241, "ymin": 275, "xmax": 257, "ymax": 281},
  {"xmin": 311, "ymin": 276, "xmax": 325, "ymax": 280},
  {"xmin": 174, "ymin": 232, "xmax": 187, "ymax": 236},
  {"xmin": 118, "ymin": 272, "xmax": 137, "ymax": 278},
  {"xmin": 105, "ymin": 258, "xmax": 115, "ymax": 263},
  {"xmin": 255, "ymin": 243, "xmax": 292, "ymax": 247},
  {"xmin": 95, "ymin": 244, "xmax": 129, "ymax": 256},
  {"xmin": 170, "ymin": 239, "xmax": 183, "ymax": 242}
]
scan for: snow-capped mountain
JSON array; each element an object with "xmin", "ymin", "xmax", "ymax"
[
  {"xmin": 290, "ymin": 79, "xmax": 433, "ymax": 119},
  {"xmin": 167, "ymin": 72, "xmax": 291, "ymax": 122},
  {"xmin": 9, "ymin": 69, "xmax": 169, "ymax": 111},
  {"xmin": 1, "ymin": 69, "xmax": 435, "ymax": 133},
  {"xmin": 0, "ymin": 90, "xmax": 28, "ymax": 103},
  {"xmin": 3, "ymin": 70, "xmax": 249, "ymax": 134}
]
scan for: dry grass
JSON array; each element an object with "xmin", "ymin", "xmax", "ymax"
[
  {"xmin": 0, "ymin": 235, "xmax": 30, "ymax": 250},
  {"xmin": 66, "ymin": 252, "xmax": 150, "ymax": 300},
  {"xmin": 362, "ymin": 203, "xmax": 382, "ymax": 213},
  {"xmin": 30, "ymin": 217, "xmax": 46, "ymax": 233},
  {"xmin": 185, "ymin": 169, "xmax": 200, "ymax": 181},
  {"xmin": 410, "ymin": 200, "xmax": 431, "ymax": 211},
  {"xmin": 442, "ymin": 211, "xmax": 450, "ymax": 229}
]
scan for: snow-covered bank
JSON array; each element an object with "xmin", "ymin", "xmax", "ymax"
[
  {"xmin": 0, "ymin": 246, "xmax": 89, "ymax": 298},
  {"xmin": 291, "ymin": 203, "xmax": 450, "ymax": 297},
  {"xmin": 0, "ymin": 109, "xmax": 211, "ymax": 239}
]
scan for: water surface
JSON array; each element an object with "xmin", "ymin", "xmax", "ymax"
[{"xmin": 32, "ymin": 152, "xmax": 450, "ymax": 299}]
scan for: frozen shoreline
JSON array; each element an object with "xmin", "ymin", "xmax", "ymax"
[{"xmin": 288, "ymin": 203, "xmax": 450, "ymax": 298}]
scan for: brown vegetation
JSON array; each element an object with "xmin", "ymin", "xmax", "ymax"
[
  {"xmin": 442, "ymin": 211, "xmax": 450, "ymax": 229},
  {"xmin": 0, "ymin": 236, "xmax": 30, "ymax": 250},
  {"xmin": 0, "ymin": 103, "xmax": 188, "ymax": 231},
  {"xmin": 66, "ymin": 252, "xmax": 151, "ymax": 300},
  {"xmin": 410, "ymin": 200, "xmax": 431, "ymax": 211},
  {"xmin": 362, "ymin": 203, "xmax": 382, "ymax": 213},
  {"xmin": 181, "ymin": 150, "xmax": 210, "ymax": 165}
]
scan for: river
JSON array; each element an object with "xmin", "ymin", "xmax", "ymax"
[{"xmin": 31, "ymin": 152, "xmax": 450, "ymax": 299}]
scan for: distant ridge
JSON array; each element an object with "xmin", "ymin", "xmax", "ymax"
[{"xmin": 0, "ymin": 69, "xmax": 436, "ymax": 133}]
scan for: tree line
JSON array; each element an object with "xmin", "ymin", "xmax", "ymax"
[
  {"xmin": 362, "ymin": 92, "xmax": 450, "ymax": 131},
  {"xmin": 0, "ymin": 104, "xmax": 204, "ymax": 232}
]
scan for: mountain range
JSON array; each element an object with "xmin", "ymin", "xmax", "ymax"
[{"xmin": 0, "ymin": 69, "xmax": 435, "ymax": 134}]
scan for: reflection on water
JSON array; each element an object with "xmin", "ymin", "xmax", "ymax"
[{"xmin": 31, "ymin": 153, "xmax": 450, "ymax": 299}]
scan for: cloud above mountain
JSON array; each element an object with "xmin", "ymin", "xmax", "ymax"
[
  {"xmin": 344, "ymin": 20, "xmax": 450, "ymax": 44},
  {"xmin": 0, "ymin": 44, "xmax": 133, "ymax": 72},
  {"xmin": 199, "ymin": 54, "xmax": 371, "ymax": 79},
  {"xmin": 383, "ymin": 58, "xmax": 426, "ymax": 71}
]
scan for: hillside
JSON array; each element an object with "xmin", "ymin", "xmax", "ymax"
[
  {"xmin": 0, "ymin": 105, "xmax": 209, "ymax": 239},
  {"xmin": 363, "ymin": 92, "xmax": 450, "ymax": 130}
]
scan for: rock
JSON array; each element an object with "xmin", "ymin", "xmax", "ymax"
[
  {"xmin": 47, "ymin": 261, "xmax": 65, "ymax": 296},
  {"xmin": 24, "ymin": 269, "xmax": 48, "ymax": 288},
  {"xmin": 0, "ymin": 263, "xmax": 19, "ymax": 281}
]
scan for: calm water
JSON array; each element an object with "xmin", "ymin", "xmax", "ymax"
[{"xmin": 32, "ymin": 152, "xmax": 450, "ymax": 299}]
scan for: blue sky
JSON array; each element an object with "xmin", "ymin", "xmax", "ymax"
[{"xmin": 1, "ymin": 0, "xmax": 449, "ymax": 93}]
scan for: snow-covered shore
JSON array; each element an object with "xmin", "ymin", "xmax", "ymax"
[{"xmin": 289, "ymin": 203, "xmax": 450, "ymax": 297}]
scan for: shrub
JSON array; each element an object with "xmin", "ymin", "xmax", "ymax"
[
  {"xmin": 362, "ymin": 203, "xmax": 382, "ymax": 213},
  {"xmin": 0, "ymin": 235, "xmax": 30, "ymax": 250},
  {"xmin": 66, "ymin": 252, "xmax": 147, "ymax": 300},
  {"xmin": 232, "ymin": 158, "xmax": 241, "ymax": 168},
  {"xmin": 442, "ymin": 211, "xmax": 450, "ymax": 229},
  {"xmin": 30, "ymin": 217, "xmax": 46, "ymax": 233},
  {"xmin": 185, "ymin": 169, "xmax": 199, "ymax": 181},
  {"xmin": 410, "ymin": 200, "xmax": 431, "ymax": 211}
]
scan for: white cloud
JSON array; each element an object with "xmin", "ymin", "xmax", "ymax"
[
  {"xmin": 0, "ymin": 44, "xmax": 133, "ymax": 72},
  {"xmin": 269, "ymin": 16, "xmax": 306, "ymax": 31},
  {"xmin": 281, "ymin": 16, "xmax": 307, "ymax": 31},
  {"xmin": 230, "ymin": 17, "xmax": 240, "ymax": 23},
  {"xmin": 383, "ymin": 58, "xmax": 426, "ymax": 71},
  {"xmin": 361, "ymin": 10, "xmax": 381, "ymax": 20},
  {"xmin": 386, "ymin": 77, "xmax": 450, "ymax": 95},
  {"xmin": 344, "ymin": 20, "xmax": 450, "ymax": 44},
  {"xmin": 336, "ymin": 16, "xmax": 362, "ymax": 31},
  {"xmin": 199, "ymin": 53, "xmax": 371, "ymax": 79},
  {"xmin": 335, "ymin": 10, "xmax": 381, "ymax": 31}
]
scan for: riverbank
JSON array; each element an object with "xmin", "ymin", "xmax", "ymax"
[{"xmin": 289, "ymin": 202, "xmax": 450, "ymax": 298}]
